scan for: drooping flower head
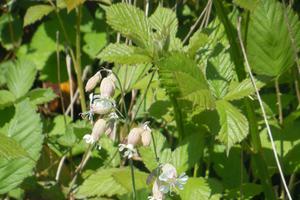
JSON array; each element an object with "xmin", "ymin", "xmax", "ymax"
[
  {"xmin": 83, "ymin": 118, "xmax": 107, "ymax": 144},
  {"xmin": 85, "ymin": 71, "xmax": 102, "ymax": 92}
]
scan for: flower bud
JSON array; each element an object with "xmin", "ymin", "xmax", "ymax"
[
  {"xmin": 105, "ymin": 120, "xmax": 116, "ymax": 140},
  {"xmin": 100, "ymin": 77, "xmax": 115, "ymax": 98},
  {"xmin": 151, "ymin": 180, "xmax": 164, "ymax": 200},
  {"xmin": 85, "ymin": 71, "xmax": 102, "ymax": 92},
  {"xmin": 107, "ymin": 73, "xmax": 117, "ymax": 82},
  {"xmin": 141, "ymin": 122, "xmax": 152, "ymax": 146},
  {"xmin": 127, "ymin": 127, "xmax": 143, "ymax": 146},
  {"xmin": 141, "ymin": 129, "xmax": 151, "ymax": 146},
  {"xmin": 91, "ymin": 118, "xmax": 107, "ymax": 141}
]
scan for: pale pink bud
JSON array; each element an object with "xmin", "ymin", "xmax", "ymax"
[
  {"xmin": 100, "ymin": 77, "xmax": 115, "ymax": 98},
  {"xmin": 105, "ymin": 120, "xmax": 116, "ymax": 140},
  {"xmin": 91, "ymin": 118, "xmax": 107, "ymax": 141},
  {"xmin": 151, "ymin": 180, "xmax": 164, "ymax": 200},
  {"xmin": 127, "ymin": 127, "xmax": 143, "ymax": 146},
  {"xmin": 141, "ymin": 130, "xmax": 151, "ymax": 146},
  {"xmin": 141, "ymin": 123, "xmax": 152, "ymax": 146},
  {"xmin": 85, "ymin": 71, "xmax": 102, "ymax": 92}
]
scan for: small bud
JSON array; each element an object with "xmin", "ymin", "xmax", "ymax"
[
  {"xmin": 91, "ymin": 118, "xmax": 107, "ymax": 141},
  {"xmin": 127, "ymin": 127, "xmax": 143, "ymax": 146},
  {"xmin": 141, "ymin": 122, "xmax": 152, "ymax": 146},
  {"xmin": 105, "ymin": 120, "xmax": 116, "ymax": 140},
  {"xmin": 85, "ymin": 71, "xmax": 102, "ymax": 92},
  {"xmin": 149, "ymin": 180, "xmax": 164, "ymax": 200},
  {"xmin": 100, "ymin": 77, "xmax": 115, "ymax": 98},
  {"xmin": 142, "ymin": 129, "xmax": 151, "ymax": 146}
]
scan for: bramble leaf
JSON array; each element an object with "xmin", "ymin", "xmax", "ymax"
[{"xmin": 23, "ymin": 5, "xmax": 54, "ymax": 27}]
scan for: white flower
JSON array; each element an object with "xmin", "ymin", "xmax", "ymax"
[
  {"xmin": 118, "ymin": 144, "xmax": 137, "ymax": 159},
  {"xmin": 158, "ymin": 163, "xmax": 188, "ymax": 194}
]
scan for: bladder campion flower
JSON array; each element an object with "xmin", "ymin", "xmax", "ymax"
[
  {"xmin": 158, "ymin": 163, "xmax": 188, "ymax": 194},
  {"xmin": 100, "ymin": 75, "xmax": 116, "ymax": 98}
]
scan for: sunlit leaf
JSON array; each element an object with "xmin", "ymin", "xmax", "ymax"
[
  {"xmin": 0, "ymin": 134, "xmax": 29, "ymax": 160},
  {"xmin": 0, "ymin": 100, "xmax": 43, "ymax": 194},
  {"xmin": 98, "ymin": 43, "xmax": 152, "ymax": 64},
  {"xmin": 0, "ymin": 90, "xmax": 15, "ymax": 109},
  {"xmin": 158, "ymin": 52, "xmax": 215, "ymax": 109},
  {"xmin": 105, "ymin": 3, "xmax": 152, "ymax": 48},
  {"xmin": 216, "ymin": 100, "xmax": 249, "ymax": 154},
  {"xmin": 23, "ymin": 5, "xmax": 54, "ymax": 27},
  {"xmin": 247, "ymin": 0, "xmax": 300, "ymax": 77},
  {"xmin": 26, "ymin": 88, "xmax": 57, "ymax": 105},
  {"xmin": 6, "ymin": 59, "xmax": 37, "ymax": 99}
]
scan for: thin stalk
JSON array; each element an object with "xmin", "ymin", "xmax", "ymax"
[
  {"xmin": 75, "ymin": 6, "xmax": 87, "ymax": 112},
  {"xmin": 183, "ymin": 0, "xmax": 211, "ymax": 44},
  {"xmin": 275, "ymin": 78, "xmax": 283, "ymax": 125},
  {"xmin": 193, "ymin": 163, "xmax": 199, "ymax": 177},
  {"xmin": 56, "ymin": 31, "xmax": 67, "ymax": 126},
  {"xmin": 237, "ymin": 17, "xmax": 292, "ymax": 200},
  {"xmin": 129, "ymin": 159, "xmax": 137, "ymax": 200},
  {"xmin": 151, "ymin": 131, "xmax": 159, "ymax": 162},
  {"xmin": 66, "ymin": 54, "xmax": 74, "ymax": 119},
  {"xmin": 55, "ymin": 155, "xmax": 66, "ymax": 182}
]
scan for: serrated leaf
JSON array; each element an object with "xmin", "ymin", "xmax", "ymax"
[
  {"xmin": 76, "ymin": 168, "xmax": 127, "ymax": 198},
  {"xmin": 216, "ymin": 100, "xmax": 249, "ymax": 154},
  {"xmin": 186, "ymin": 30, "xmax": 209, "ymax": 58},
  {"xmin": 0, "ymin": 134, "xmax": 29, "ymax": 160},
  {"xmin": 224, "ymin": 78, "xmax": 264, "ymax": 101},
  {"xmin": 98, "ymin": 43, "xmax": 152, "ymax": 64},
  {"xmin": 171, "ymin": 133, "xmax": 204, "ymax": 173},
  {"xmin": 0, "ymin": 90, "xmax": 15, "ymax": 109},
  {"xmin": 112, "ymin": 168, "xmax": 148, "ymax": 191},
  {"xmin": 233, "ymin": 0, "xmax": 259, "ymax": 11},
  {"xmin": 64, "ymin": 0, "xmax": 86, "ymax": 12},
  {"xmin": 179, "ymin": 178, "xmax": 211, "ymax": 200},
  {"xmin": 149, "ymin": 6, "xmax": 178, "ymax": 36},
  {"xmin": 26, "ymin": 88, "xmax": 57, "ymax": 105},
  {"xmin": 23, "ymin": 5, "xmax": 54, "ymax": 27},
  {"xmin": 0, "ymin": 100, "xmax": 43, "ymax": 194},
  {"xmin": 6, "ymin": 59, "xmax": 37, "ymax": 99},
  {"xmin": 158, "ymin": 52, "xmax": 215, "ymax": 109},
  {"xmin": 206, "ymin": 47, "xmax": 234, "ymax": 99},
  {"xmin": 105, "ymin": 3, "xmax": 152, "ymax": 48},
  {"xmin": 247, "ymin": 0, "xmax": 300, "ymax": 77}
]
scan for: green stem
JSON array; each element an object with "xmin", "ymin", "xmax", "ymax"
[
  {"xmin": 151, "ymin": 131, "xmax": 159, "ymax": 162},
  {"xmin": 75, "ymin": 6, "xmax": 86, "ymax": 112},
  {"xmin": 129, "ymin": 159, "xmax": 137, "ymax": 200}
]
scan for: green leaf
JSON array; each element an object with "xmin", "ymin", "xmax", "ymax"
[
  {"xmin": 76, "ymin": 168, "xmax": 127, "ymax": 198},
  {"xmin": 105, "ymin": 3, "xmax": 152, "ymax": 48},
  {"xmin": 225, "ymin": 183, "xmax": 262, "ymax": 199},
  {"xmin": 158, "ymin": 52, "xmax": 215, "ymax": 109},
  {"xmin": 206, "ymin": 47, "xmax": 234, "ymax": 99},
  {"xmin": 246, "ymin": 0, "xmax": 300, "ymax": 77},
  {"xmin": 0, "ymin": 90, "xmax": 15, "ymax": 109},
  {"xmin": 216, "ymin": 100, "xmax": 249, "ymax": 154},
  {"xmin": 6, "ymin": 59, "xmax": 37, "ymax": 99},
  {"xmin": 112, "ymin": 168, "xmax": 148, "ymax": 191},
  {"xmin": 0, "ymin": 100, "xmax": 43, "ymax": 194},
  {"xmin": 23, "ymin": 5, "xmax": 54, "ymax": 27},
  {"xmin": 186, "ymin": 30, "xmax": 209, "ymax": 58},
  {"xmin": 233, "ymin": 0, "xmax": 259, "ymax": 11},
  {"xmin": 98, "ymin": 43, "xmax": 152, "ymax": 64},
  {"xmin": 0, "ymin": 14, "xmax": 23, "ymax": 50},
  {"xmin": 83, "ymin": 32, "xmax": 106, "ymax": 58},
  {"xmin": 26, "ymin": 88, "xmax": 57, "ymax": 105},
  {"xmin": 171, "ymin": 133, "xmax": 204, "ymax": 173},
  {"xmin": 224, "ymin": 78, "xmax": 264, "ymax": 101},
  {"xmin": 179, "ymin": 178, "xmax": 211, "ymax": 200},
  {"xmin": 64, "ymin": 0, "xmax": 86, "ymax": 12},
  {"xmin": 0, "ymin": 134, "xmax": 29, "ymax": 160},
  {"xmin": 149, "ymin": 6, "xmax": 178, "ymax": 36}
]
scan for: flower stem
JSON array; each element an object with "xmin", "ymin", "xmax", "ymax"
[{"xmin": 129, "ymin": 159, "xmax": 137, "ymax": 200}]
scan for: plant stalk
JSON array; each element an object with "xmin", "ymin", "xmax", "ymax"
[{"xmin": 129, "ymin": 159, "xmax": 137, "ymax": 200}]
